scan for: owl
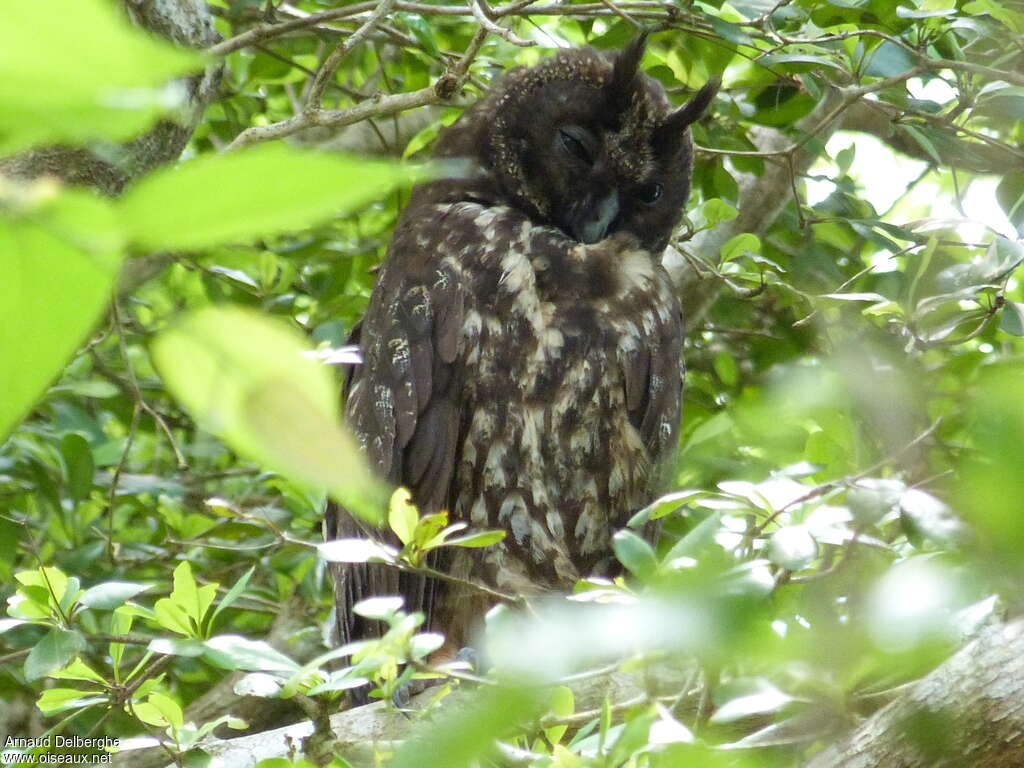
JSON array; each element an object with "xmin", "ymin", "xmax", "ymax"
[{"xmin": 326, "ymin": 35, "xmax": 717, "ymax": 673}]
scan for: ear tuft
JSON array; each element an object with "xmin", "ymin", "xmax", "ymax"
[
  {"xmin": 608, "ymin": 33, "xmax": 649, "ymax": 109},
  {"xmin": 667, "ymin": 77, "xmax": 720, "ymax": 131}
]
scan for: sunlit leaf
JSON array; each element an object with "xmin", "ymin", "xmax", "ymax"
[
  {"xmin": 25, "ymin": 629, "xmax": 86, "ymax": 681},
  {"xmin": 78, "ymin": 582, "xmax": 150, "ymax": 611},
  {"xmin": 353, "ymin": 596, "xmax": 404, "ymax": 621},
  {"xmin": 318, "ymin": 538, "xmax": 398, "ymax": 564},
  {"xmin": 0, "ymin": 189, "xmax": 124, "ymax": 441},
  {"xmin": 389, "ymin": 487, "xmax": 419, "ymax": 545},
  {"xmin": 443, "ymin": 530, "xmax": 507, "ymax": 548},
  {"xmin": 847, "ymin": 478, "xmax": 905, "ymax": 524},
  {"xmin": 712, "ymin": 679, "xmax": 794, "ymax": 724},
  {"xmin": 151, "ymin": 307, "xmax": 385, "ymax": 522},
  {"xmin": 202, "ymin": 635, "xmax": 300, "ymax": 673},
  {"xmin": 900, "ymin": 489, "xmax": 972, "ymax": 549},
  {"xmin": 0, "ymin": 0, "xmax": 202, "ymax": 152},
  {"xmin": 119, "ymin": 145, "xmax": 416, "ymax": 250},
  {"xmin": 766, "ymin": 525, "xmax": 818, "ymax": 571},
  {"xmin": 37, "ymin": 688, "xmax": 107, "ymax": 716},
  {"xmin": 234, "ymin": 672, "xmax": 283, "ymax": 698},
  {"xmin": 147, "ymin": 692, "xmax": 185, "ymax": 730}
]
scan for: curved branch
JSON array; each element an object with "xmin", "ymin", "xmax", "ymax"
[{"xmin": 808, "ymin": 619, "xmax": 1024, "ymax": 768}]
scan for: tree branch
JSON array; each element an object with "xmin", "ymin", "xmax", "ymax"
[
  {"xmin": 305, "ymin": 0, "xmax": 399, "ymax": 109},
  {"xmin": 808, "ymin": 619, "xmax": 1024, "ymax": 768},
  {"xmin": 226, "ymin": 28, "xmax": 486, "ymax": 151}
]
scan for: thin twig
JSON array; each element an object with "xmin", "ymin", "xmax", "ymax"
[
  {"xmin": 111, "ymin": 302, "xmax": 187, "ymax": 468},
  {"xmin": 471, "ymin": 0, "xmax": 533, "ymax": 46},
  {"xmin": 227, "ymin": 28, "xmax": 486, "ymax": 150},
  {"xmin": 306, "ymin": 0, "xmax": 399, "ymax": 109},
  {"xmin": 751, "ymin": 417, "xmax": 944, "ymax": 537}
]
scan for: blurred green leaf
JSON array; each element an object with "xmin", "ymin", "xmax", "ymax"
[
  {"xmin": 0, "ymin": 0, "xmax": 202, "ymax": 153},
  {"xmin": 119, "ymin": 145, "xmax": 415, "ymax": 251},
  {"xmin": 391, "ymin": 684, "xmax": 543, "ymax": 768},
  {"xmin": 444, "ymin": 530, "xmax": 507, "ymax": 548},
  {"xmin": 0, "ymin": 190, "xmax": 124, "ymax": 441},
  {"xmin": 389, "ymin": 487, "xmax": 419, "ymax": 545},
  {"xmin": 61, "ymin": 433, "xmax": 94, "ymax": 504},
  {"xmin": 151, "ymin": 306, "xmax": 385, "ymax": 522},
  {"xmin": 613, "ymin": 530, "xmax": 659, "ymax": 581},
  {"xmin": 767, "ymin": 525, "xmax": 818, "ymax": 571},
  {"xmin": 202, "ymin": 635, "xmax": 300, "ymax": 673}
]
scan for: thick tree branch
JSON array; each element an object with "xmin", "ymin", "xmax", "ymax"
[
  {"xmin": 0, "ymin": 1, "xmax": 222, "ymax": 195},
  {"xmin": 808, "ymin": 619, "xmax": 1024, "ymax": 768},
  {"xmin": 126, "ymin": 666, "xmax": 653, "ymax": 768}
]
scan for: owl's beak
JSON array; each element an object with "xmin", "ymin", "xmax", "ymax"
[{"xmin": 576, "ymin": 191, "xmax": 620, "ymax": 244}]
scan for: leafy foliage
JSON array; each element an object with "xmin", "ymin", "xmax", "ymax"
[{"xmin": 1, "ymin": 0, "xmax": 1023, "ymax": 766}]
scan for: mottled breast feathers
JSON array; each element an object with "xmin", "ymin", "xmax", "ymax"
[{"xmin": 326, "ymin": 36, "xmax": 716, "ymax": 656}]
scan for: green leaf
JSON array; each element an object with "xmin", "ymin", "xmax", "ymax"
[
  {"xmin": 1001, "ymin": 302, "xmax": 1024, "ymax": 337},
  {"xmin": 612, "ymin": 530, "xmax": 658, "ymax": 581},
  {"xmin": 759, "ymin": 53, "xmax": 845, "ymax": 72},
  {"xmin": 118, "ymin": 145, "xmax": 415, "ymax": 251},
  {"xmin": 608, "ymin": 706, "xmax": 657, "ymax": 766},
  {"xmin": 391, "ymin": 685, "xmax": 543, "ymax": 768},
  {"xmin": 168, "ymin": 562, "xmax": 208, "ymax": 628},
  {"xmin": 389, "ymin": 487, "xmax": 419, "ymax": 545},
  {"xmin": 545, "ymin": 686, "xmax": 575, "ymax": 746},
  {"xmin": 663, "ymin": 513, "xmax": 723, "ymax": 564},
  {"xmin": 720, "ymin": 233, "xmax": 761, "ymax": 262},
  {"xmin": 353, "ymin": 596, "xmax": 404, "ymax": 620},
  {"xmin": 0, "ymin": 190, "xmax": 124, "ymax": 441},
  {"xmin": 903, "ymin": 124, "xmax": 943, "ymax": 165},
  {"xmin": 443, "ymin": 530, "xmax": 507, "ymax": 548},
  {"xmin": 766, "ymin": 525, "xmax": 818, "ymax": 571},
  {"xmin": 25, "ymin": 628, "xmax": 86, "ymax": 681},
  {"xmin": 318, "ymin": 538, "xmax": 398, "ymax": 564},
  {"xmin": 996, "ymin": 172, "xmax": 1024, "ymax": 236},
  {"xmin": 37, "ymin": 688, "xmax": 107, "ymax": 716},
  {"xmin": 151, "ymin": 306, "xmax": 385, "ymax": 522},
  {"xmin": 79, "ymin": 582, "xmax": 151, "ymax": 611},
  {"xmin": 61, "ymin": 433, "xmax": 95, "ymax": 504},
  {"xmin": 202, "ymin": 635, "xmax": 300, "ymax": 674},
  {"xmin": 0, "ymin": 0, "xmax": 202, "ymax": 153},
  {"xmin": 210, "ymin": 566, "xmax": 255, "ymax": 626},
  {"xmin": 861, "ymin": 40, "xmax": 915, "ymax": 78},
  {"xmin": 700, "ymin": 198, "xmax": 739, "ymax": 228},
  {"xmin": 147, "ymin": 692, "xmax": 185, "ymax": 730},
  {"xmin": 154, "ymin": 598, "xmax": 195, "ymax": 638},
  {"xmin": 49, "ymin": 657, "xmax": 106, "ymax": 684}
]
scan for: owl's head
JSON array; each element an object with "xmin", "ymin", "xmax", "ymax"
[{"xmin": 449, "ymin": 36, "xmax": 717, "ymax": 254}]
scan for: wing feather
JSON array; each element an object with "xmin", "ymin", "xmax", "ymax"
[{"xmin": 325, "ymin": 207, "xmax": 469, "ymax": 687}]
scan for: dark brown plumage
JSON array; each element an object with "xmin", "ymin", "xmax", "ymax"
[{"xmin": 325, "ymin": 36, "xmax": 716, "ymax": 669}]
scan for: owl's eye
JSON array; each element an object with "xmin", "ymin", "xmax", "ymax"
[
  {"xmin": 558, "ymin": 128, "xmax": 591, "ymax": 163},
  {"xmin": 637, "ymin": 183, "xmax": 663, "ymax": 205}
]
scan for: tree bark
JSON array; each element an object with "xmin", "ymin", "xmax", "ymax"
[
  {"xmin": 0, "ymin": 0, "xmax": 221, "ymax": 196},
  {"xmin": 807, "ymin": 619, "xmax": 1024, "ymax": 768}
]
